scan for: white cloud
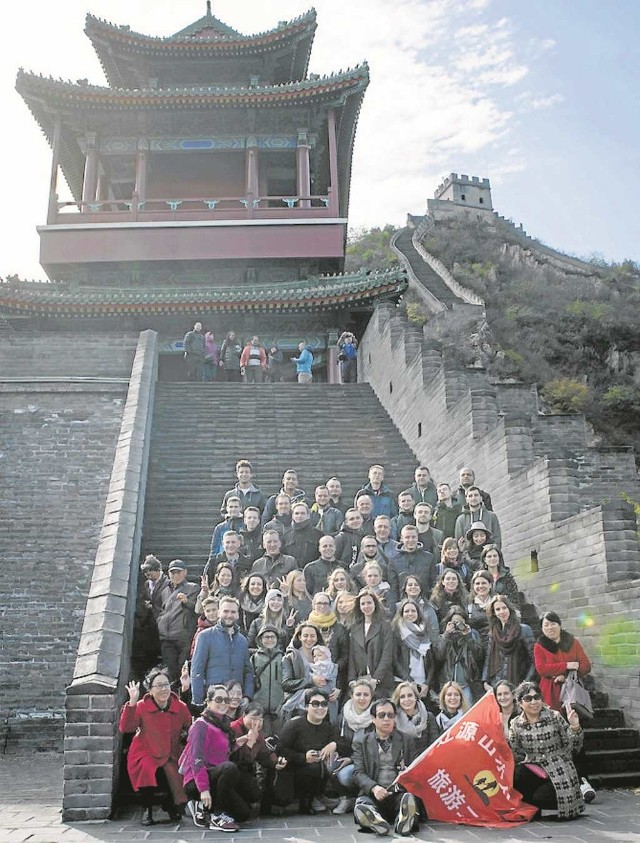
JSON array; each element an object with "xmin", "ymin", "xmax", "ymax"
[{"xmin": 516, "ymin": 91, "xmax": 564, "ymax": 111}]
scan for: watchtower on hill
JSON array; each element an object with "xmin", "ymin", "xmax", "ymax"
[{"xmin": 427, "ymin": 172, "xmax": 493, "ymax": 219}]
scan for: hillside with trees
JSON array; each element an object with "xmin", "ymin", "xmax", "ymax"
[{"xmin": 347, "ymin": 218, "xmax": 640, "ymax": 462}]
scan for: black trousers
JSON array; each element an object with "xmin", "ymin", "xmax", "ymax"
[
  {"xmin": 514, "ymin": 764, "xmax": 557, "ymax": 810},
  {"xmin": 184, "ymin": 762, "xmax": 259, "ymax": 822},
  {"xmin": 159, "ymin": 638, "xmax": 191, "ymax": 686}
]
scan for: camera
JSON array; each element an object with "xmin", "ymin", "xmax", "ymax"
[{"xmin": 453, "ymin": 621, "xmax": 467, "ymax": 632}]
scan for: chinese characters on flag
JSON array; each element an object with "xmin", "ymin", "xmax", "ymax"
[{"xmin": 397, "ymin": 691, "xmax": 538, "ymax": 827}]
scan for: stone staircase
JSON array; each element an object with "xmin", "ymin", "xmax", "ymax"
[
  {"xmin": 141, "ymin": 382, "xmax": 419, "ymax": 567},
  {"xmin": 393, "ymin": 227, "xmax": 460, "ymax": 307}
]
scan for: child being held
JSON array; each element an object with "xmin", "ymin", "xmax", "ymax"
[{"xmin": 280, "ymin": 643, "xmax": 338, "ymax": 722}]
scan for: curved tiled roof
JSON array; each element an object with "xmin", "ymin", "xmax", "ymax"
[
  {"xmin": 0, "ymin": 270, "xmax": 406, "ymax": 317},
  {"xmin": 85, "ymin": 10, "xmax": 318, "ymax": 88}
]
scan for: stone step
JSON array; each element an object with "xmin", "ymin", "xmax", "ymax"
[
  {"xmin": 590, "ymin": 708, "xmax": 626, "ymax": 729},
  {"xmin": 584, "ymin": 747, "xmax": 640, "ymax": 773},
  {"xmin": 584, "ymin": 727, "xmax": 639, "ymax": 750},
  {"xmin": 590, "ymin": 770, "xmax": 640, "ymax": 789}
]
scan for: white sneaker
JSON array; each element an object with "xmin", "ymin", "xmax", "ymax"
[
  {"xmin": 311, "ymin": 796, "xmax": 328, "ymax": 812},
  {"xmin": 580, "ymin": 777, "xmax": 596, "ymax": 803},
  {"xmin": 333, "ymin": 796, "xmax": 355, "ymax": 814}
]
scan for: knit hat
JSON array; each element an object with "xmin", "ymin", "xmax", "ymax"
[{"xmin": 265, "ymin": 588, "xmax": 284, "ymax": 604}]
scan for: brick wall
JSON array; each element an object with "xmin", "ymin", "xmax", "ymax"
[
  {"xmin": 0, "ymin": 384, "xmax": 127, "ymax": 750},
  {"xmin": 361, "ymin": 303, "xmax": 640, "ymax": 724},
  {"xmin": 0, "ymin": 334, "xmax": 138, "ymax": 378}
]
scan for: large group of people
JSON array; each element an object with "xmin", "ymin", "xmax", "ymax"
[{"xmin": 126, "ymin": 459, "xmax": 595, "ymax": 831}]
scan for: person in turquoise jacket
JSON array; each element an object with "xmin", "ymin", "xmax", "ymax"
[{"xmin": 291, "ymin": 341, "xmax": 314, "ymax": 383}]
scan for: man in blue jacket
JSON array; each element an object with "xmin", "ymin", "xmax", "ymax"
[
  {"xmin": 292, "ymin": 341, "xmax": 313, "ymax": 383},
  {"xmin": 190, "ymin": 596, "xmax": 254, "ymax": 706}
]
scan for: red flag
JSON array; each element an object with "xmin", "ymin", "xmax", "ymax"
[{"xmin": 397, "ymin": 691, "xmax": 537, "ymax": 827}]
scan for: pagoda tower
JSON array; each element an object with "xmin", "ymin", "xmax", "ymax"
[
  {"xmin": 16, "ymin": 5, "xmax": 369, "ymax": 288},
  {"xmin": 6, "ymin": 6, "xmax": 406, "ymax": 378}
]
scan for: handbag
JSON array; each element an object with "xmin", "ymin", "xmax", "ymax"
[{"xmin": 559, "ymin": 670, "xmax": 593, "ymax": 720}]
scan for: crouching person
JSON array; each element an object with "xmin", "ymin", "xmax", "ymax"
[
  {"xmin": 352, "ymin": 698, "xmax": 421, "ymax": 836},
  {"xmin": 179, "ymin": 684, "xmax": 256, "ymax": 832},
  {"xmin": 231, "ymin": 702, "xmax": 288, "ymax": 816},
  {"xmin": 276, "ymin": 688, "xmax": 350, "ymax": 814},
  {"xmin": 119, "ymin": 668, "xmax": 192, "ymax": 826}
]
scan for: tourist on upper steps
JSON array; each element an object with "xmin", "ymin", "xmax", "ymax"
[
  {"xmin": 480, "ymin": 543, "xmax": 520, "ymax": 606},
  {"xmin": 462, "ymin": 521, "xmax": 495, "ymax": 569},
  {"xmin": 119, "ymin": 667, "xmax": 192, "ymax": 826},
  {"xmin": 355, "ymin": 494, "xmax": 377, "ymax": 536},
  {"xmin": 390, "ymin": 490, "xmax": 415, "ymax": 540},
  {"xmin": 262, "ymin": 469, "xmax": 308, "ymax": 524},
  {"xmin": 219, "ymin": 330, "xmax": 243, "ymax": 382},
  {"xmin": 209, "ymin": 496, "xmax": 244, "ymax": 558},
  {"xmin": 350, "ymin": 533, "xmax": 400, "ymax": 597},
  {"xmin": 452, "ymin": 466, "xmax": 493, "ymax": 511},
  {"xmin": 240, "ymin": 335, "xmax": 267, "ymax": 383},
  {"xmin": 404, "ymin": 465, "xmax": 438, "ymax": 508},
  {"xmin": 236, "ymin": 573, "xmax": 266, "ymax": 637},
  {"xmin": 291, "ymin": 340, "xmax": 314, "ymax": 383},
  {"xmin": 206, "ymin": 562, "xmax": 236, "ymax": 601},
  {"xmin": 183, "ymin": 321, "xmax": 205, "ymax": 382},
  {"xmin": 220, "ymin": 459, "xmax": 267, "ymax": 516},
  {"xmin": 281, "ymin": 569, "xmax": 313, "ymax": 622},
  {"xmin": 414, "ymin": 502, "xmax": 444, "ymax": 559},
  {"xmin": 431, "ymin": 481, "xmax": 463, "ymax": 539},
  {"xmin": 361, "ymin": 561, "xmax": 396, "ymax": 618},
  {"xmin": 326, "ymin": 476, "xmax": 348, "ymax": 515},
  {"xmin": 283, "ymin": 502, "xmax": 324, "ymax": 567},
  {"xmin": 239, "ymin": 506, "xmax": 264, "ymax": 563},
  {"xmin": 326, "ymin": 566, "xmax": 359, "ymax": 601},
  {"xmin": 454, "ymin": 486, "xmax": 502, "ymax": 547},
  {"xmin": 190, "ymin": 596, "xmax": 254, "ymax": 708},
  {"xmin": 203, "ymin": 330, "xmax": 219, "ymax": 382},
  {"xmin": 337, "ymin": 330, "xmax": 358, "ymax": 384},
  {"xmin": 431, "ymin": 569, "xmax": 471, "ymax": 625},
  {"xmin": 355, "ymin": 464, "xmax": 398, "ymax": 518},
  {"xmin": 309, "ymin": 485, "xmax": 344, "ymax": 534},
  {"xmin": 251, "ymin": 529, "xmax": 297, "ymax": 587},
  {"xmin": 157, "ymin": 560, "xmax": 200, "ymax": 686},
  {"xmin": 266, "ymin": 344, "xmax": 284, "ymax": 382}
]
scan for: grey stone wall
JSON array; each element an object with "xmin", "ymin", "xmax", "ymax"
[
  {"xmin": 0, "ymin": 383, "xmax": 127, "ymax": 751},
  {"xmin": 62, "ymin": 330, "xmax": 158, "ymax": 821},
  {"xmin": 0, "ymin": 334, "xmax": 138, "ymax": 378},
  {"xmin": 360, "ymin": 303, "xmax": 640, "ymax": 724}
]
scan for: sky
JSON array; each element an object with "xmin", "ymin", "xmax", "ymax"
[{"xmin": 0, "ymin": 0, "xmax": 637, "ymax": 280}]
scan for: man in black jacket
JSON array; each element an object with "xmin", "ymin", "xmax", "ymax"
[
  {"xmin": 283, "ymin": 503, "xmax": 323, "ymax": 567},
  {"xmin": 352, "ymin": 698, "xmax": 421, "ymax": 836},
  {"xmin": 183, "ymin": 321, "xmax": 205, "ymax": 382}
]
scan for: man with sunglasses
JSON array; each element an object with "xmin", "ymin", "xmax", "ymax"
[
  {"xmin": 276, "ymin": 689, "xmax": 349, "ymax": 815},
  {"xmin": 352, "ymin": 699, "xmax": 421, "ymax": 836}
]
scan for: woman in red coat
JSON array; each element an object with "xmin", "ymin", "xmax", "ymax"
[
  {"xmin": 533, "ymin": 611, "xmax": 591, "ymax": 712},
  {"xmin": 119, "ymin": 667, "xmax": 192, "ymax": 825}
]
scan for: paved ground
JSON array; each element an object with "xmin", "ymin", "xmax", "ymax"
[{"xmin": 1, "ymin": 754, "xmax": 640, "ymax": 843}]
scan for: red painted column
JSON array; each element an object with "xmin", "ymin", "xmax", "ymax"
[
  {"xmin": 47, "ymin": 113, "xmax": 62, "ymax": 224},
  {"xmin": 327, "ymin": 108, "xmax": 339, "ymax": 216},
  {"xmin": 296, "ymin": 129, "xmax": 311, "ymax": 208}
]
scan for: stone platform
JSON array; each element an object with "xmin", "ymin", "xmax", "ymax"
[{"xmin": 2, "ymin": 754, "xmax": 640, "ymax": 843}]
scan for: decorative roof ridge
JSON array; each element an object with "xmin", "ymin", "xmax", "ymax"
[
  {"xmin": 16, "ymin": 63, "xmax": 369, "ymax": 96},
  {"xmin": 84, "ymin": 8, "xmax": 317, "ymax": 45},
  {"xmin": 2, "ymin": 267, "xmax": 401, "ymax": 295}
]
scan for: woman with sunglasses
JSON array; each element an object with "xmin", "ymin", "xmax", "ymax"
[
  {"xmin": 509, "ymin": 681, "xmax": 584, "ymax": 820},
  {"xmin": 119, "ymin": 667, "xmax": 192, "ymax": 826},
  {"xmin": 179, "ymin": 684, "xmax": 257, "ymax": 831}
]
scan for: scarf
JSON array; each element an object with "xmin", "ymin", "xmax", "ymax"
[
  {"xmin": 308, "ymin": 609, "xmax": 337, "ymax": 630},
  {"xmin": 341, "ymin": 699, "xmax": 373, "ymax": 733},
  {"xmin": 239, "ymin": 592, "xmax": 265, "ymax": 615},
  {"xmin": 398, "ymin": 619, "xmax": 431, "ymax": 657},
  {"xmin": 201, "ymin": 708, "xmax": 236, "ymax": 748},
  {"xmin": 396, "ymin": 700, "xmax": 431, "ymax": 738},
  {"xmin": 488, "ymin": 618, "xmax": 527, "ymax": 683},
  {"xmin": 537, "ymin": 629, "xmax": 574, "ymax": 654}
]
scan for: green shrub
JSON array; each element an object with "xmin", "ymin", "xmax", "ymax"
[
  {"xmin": 541, "ymin": 379, "xmax": 589, "ymax": 413},
  {"xmin": 406, "ymin": 302, "xmax": 428, "ymax": 325}
]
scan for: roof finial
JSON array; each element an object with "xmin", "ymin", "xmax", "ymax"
[{"xmin": 206, "ymin": 1, "xmax": 212, "ymax": 16}]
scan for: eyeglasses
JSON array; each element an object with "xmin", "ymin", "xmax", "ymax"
[
  {"xmin": 315, "ymin": 601, "xmax": 330, "ymax": 607},
  {"xmin": 151, "ymin": 682, "xmax": 171, "ymax": 690},
  {"xmin": 521, "ymin": 694, "xmax": 542, "ymax": 703},
  {"xmin": 211, "ymin": 696, "xmax": 230, "ymax": 704},
  {"xmin": 309, "ymin": 700, "xmax": 329, "ymax": 708},
  {"xmin": 376, "ymin": 711, "xmax": 395, "ymax": 719}
]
